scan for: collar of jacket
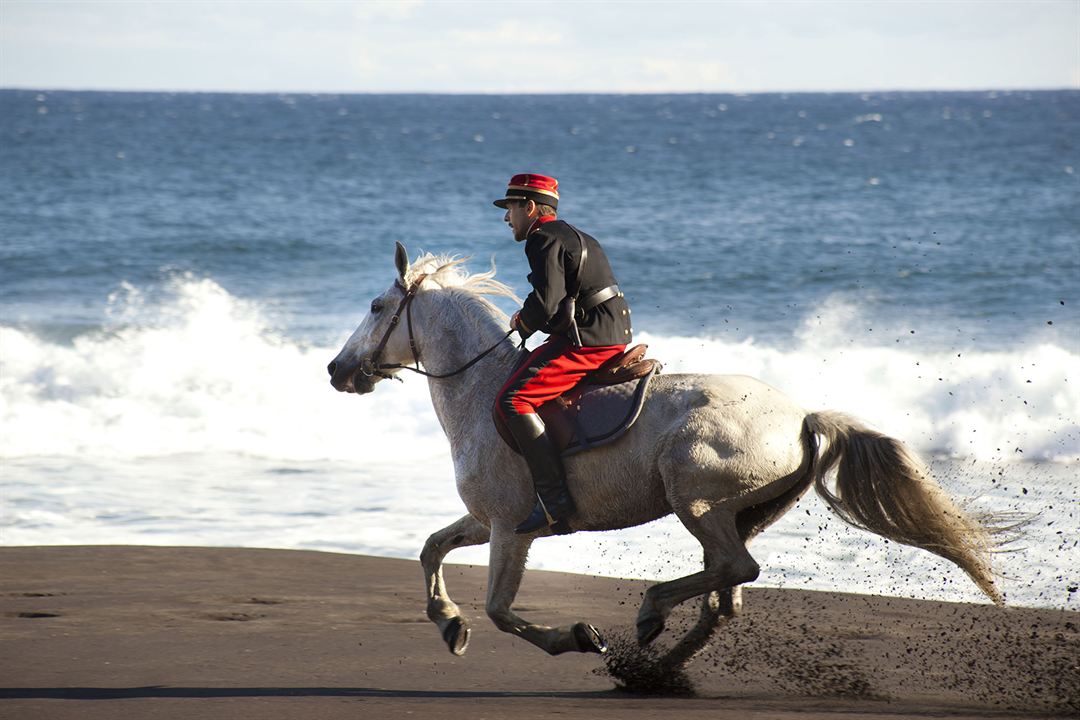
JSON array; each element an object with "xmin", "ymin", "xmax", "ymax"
[{"xmin": 526, "ymin": 215, "xmax": 558, "ymax": 237}]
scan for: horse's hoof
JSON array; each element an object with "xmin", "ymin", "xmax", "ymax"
[
  {"xmin": 637, "ymin": 615, "xmax": 665, "ymax": 646},
  {"xmin": 442, "ymin": 617, "xmax": 470, "ymax": 656},
  {"xmin": 572, "ymin": 622, "xmax": 608, "ymax": 654}
]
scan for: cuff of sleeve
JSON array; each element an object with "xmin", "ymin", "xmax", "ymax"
[{"xmin": 515, "ymin": 312, "xmax": 534, "ymax": 338}]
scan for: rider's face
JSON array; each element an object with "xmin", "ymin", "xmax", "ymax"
[{"xmin": 504, "ymin": 200, "xmax": 536, "ymax": 242}]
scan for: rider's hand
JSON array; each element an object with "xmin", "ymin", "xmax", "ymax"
[{"xmin": 510, "ymin": 311, "xmax": 533, "ymax": 338}]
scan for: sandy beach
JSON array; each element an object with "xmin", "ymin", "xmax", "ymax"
[{"xmin": 1, "ymin": 546, "xmax": 1076, "ymax": 719}]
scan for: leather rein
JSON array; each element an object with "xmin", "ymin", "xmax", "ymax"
[{"xmin": 360, "ymin": 273, "xmax": 517, "ymax": 381}]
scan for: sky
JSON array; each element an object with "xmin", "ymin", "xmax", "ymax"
[{"xmin": 1, "ymin": 0, "xmax": 1077, "ymax": 94}]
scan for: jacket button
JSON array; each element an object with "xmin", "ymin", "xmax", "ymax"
[
  {"xmin": 624, "ymin": 329, "xmax": 629, "ymax": 335},
  {"xmin": 621, "ymin": 309, "xmax": 626, "ymax": 316}
]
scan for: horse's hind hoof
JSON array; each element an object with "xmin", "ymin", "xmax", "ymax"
[
  {"xmin": 636, "ymin": 616, "xmax": 665, "ymax": 646},
  {"xmin": 572, "ymin": 622, "xmax": 608, "ymax": 654},
  {"xmin": 442, "ymin": 617, "xmax": 470, "ymax": 656}
]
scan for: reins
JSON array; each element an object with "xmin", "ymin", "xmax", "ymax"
[{"xmin": 361, "ymin": 273, "xmax": 520, "ymax": 382}]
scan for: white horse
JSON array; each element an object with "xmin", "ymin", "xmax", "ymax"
[{"xmin": 328, "ymin": 247, "xmax": 1005, "ymax": 665}]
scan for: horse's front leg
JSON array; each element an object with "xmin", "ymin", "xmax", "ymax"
[
  {"xmin": 484, "ymin": 524, "xmax": 608, "ymax": 656},
  {"xmin": 420, "ymin": 513, "xmax": 490, "ymax": 655}
]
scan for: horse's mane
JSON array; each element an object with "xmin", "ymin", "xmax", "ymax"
[{"xmin": 406, "ymin": 253, "xmax": 520, "ymax": 305}]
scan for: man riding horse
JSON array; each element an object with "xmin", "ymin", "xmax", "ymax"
[
  {"xmin": 328, "ymin": 189, "xmax": 1008, "ymax": 661},
  {"xmin": 493, "ymin": 173, "xmax": 632, "ymax": 535}
]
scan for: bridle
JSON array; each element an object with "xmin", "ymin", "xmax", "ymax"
[{"xmin": 360, "ymin": 274, "xmax": 517, "ymax": 381}]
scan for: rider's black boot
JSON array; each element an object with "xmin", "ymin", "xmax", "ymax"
[{"xmin": 505, "ymin": 413, "xmax": 575, "ymax": 535}]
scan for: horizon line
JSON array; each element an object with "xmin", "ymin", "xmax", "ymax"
[{"xmin": 2, "ymin": 85, "xmax": 1077, "ymax": 97}]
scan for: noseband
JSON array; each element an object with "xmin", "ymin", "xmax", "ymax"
[{"xmin": 361, "ymin": 274, "xmax": 516, "ymax": 381}]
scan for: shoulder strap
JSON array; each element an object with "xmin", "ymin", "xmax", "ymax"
[{"xmin": 566, "ymin": 223, "xmax": 588, "ymax": 298}]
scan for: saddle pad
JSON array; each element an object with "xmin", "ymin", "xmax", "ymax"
[{"xmin": 493, "ymin": 365, "xmax": 658, "ymax": 457}]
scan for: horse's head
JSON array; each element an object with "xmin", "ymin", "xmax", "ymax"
[{"xmin": 327, "ymin": 242, "xmax": 417, "ymax": 395}]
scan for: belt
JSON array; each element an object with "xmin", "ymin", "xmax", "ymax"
[{"xmin": 579, "ymin": 284, "xmax": 621, "ymax": 312}]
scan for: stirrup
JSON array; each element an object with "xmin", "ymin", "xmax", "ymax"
[
  {"xmin": 514, "ymin": 501, "xmax": 554, "ymax": 534},
  {"xmin": 514, "ymin": 501, "xmax": 572, "ymax": 535}
]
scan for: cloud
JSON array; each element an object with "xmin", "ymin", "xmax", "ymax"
[
  {"xmin": 639, "ymin": 58, "xmax": 736, "ymax": 92},
  {"xmin": 1, "ymin": 0, "xmax": 1075, "ymax": 92},
  {"xmin": 449, "ymin": 20, "xmax": 563, "ymax": 47},
  {"xmin": 351, "ymin": 0, "xmax": 424, "ymax": 22}
]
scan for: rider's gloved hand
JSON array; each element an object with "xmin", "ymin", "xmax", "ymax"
[{"xmin": 510, "ymin": 311, "xmax": 533, "ymax": 339}]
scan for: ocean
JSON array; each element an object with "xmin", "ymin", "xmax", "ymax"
[{"xmin": 1, "ymin": 89, "xmax": 1077, "ymax": 610}]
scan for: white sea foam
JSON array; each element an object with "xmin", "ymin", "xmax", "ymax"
[
  {"xmin": 2, "ymin": 277, "xmax": 1076, "ymax": 463},
  {"xmin": 2, "ymin": 277, "xmax": 1076, "ymax": 609},
  {"xmin": 1, "ymin": 276, "xmax": 447, "ymax": 463}
]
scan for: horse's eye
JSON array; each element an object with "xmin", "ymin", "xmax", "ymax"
[{"xmin": 370, "ymin": 299, "xmax": 383, "ymax": 314}]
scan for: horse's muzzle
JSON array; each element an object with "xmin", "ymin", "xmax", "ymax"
[
  {"xmin": 327, "ymin": 359, "xmax": 375, "ymax": 394},
  {"xmin": 351, "ymin": 372, "xmax": 376, "ymax": 394}
]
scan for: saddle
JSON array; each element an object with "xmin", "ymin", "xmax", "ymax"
[{"xmin": 493, "ymin": 344, "xmax": 662, "ymax": 457}]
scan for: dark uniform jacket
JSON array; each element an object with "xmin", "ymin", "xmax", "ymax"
[{"xmin": 517, "ymin": 219, "xmax": 633, "ymax": 347}]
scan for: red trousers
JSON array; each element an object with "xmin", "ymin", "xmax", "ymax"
[{"xmin": 496, "ymin": 337, "xmax": 626, "ymax": 418}]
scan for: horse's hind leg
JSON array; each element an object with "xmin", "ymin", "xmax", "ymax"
[
  {"xmin": 484, "ymin": 525, "xmax": 608, "ymax": 656},
  {"xmin": 636, "ymin": 507, "xmax": 758, "ymax": 646},
  {"xmin": 655, "ymin": 462, "xmax": 814, "ymax": 661},
  {"xmin": 659, "ymin": 568, "xmax": 744, "ymax": 668},
  {"xmin": 643, "ymin": 452, "xmax": 814, "ymax": 658},
  {"xmin": 420, "ymin": 514, "xmax": 490, "ymax": 655}
]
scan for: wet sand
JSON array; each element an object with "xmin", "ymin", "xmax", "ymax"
[{"xmin": 1, "ymin": 546, "xmax": 1076, "ymax": 719}]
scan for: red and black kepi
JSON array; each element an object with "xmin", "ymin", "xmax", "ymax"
[{"xmin": 493, "ymin": 173, "xmax": 559, "ymax": 210}]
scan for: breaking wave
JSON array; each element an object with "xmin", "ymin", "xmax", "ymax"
[{"xmin": 2, "ymin": 277, "xmax": 1076, "ymax": 463}]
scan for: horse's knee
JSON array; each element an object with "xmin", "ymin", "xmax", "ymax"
[
  {"xmin": 484, "ymin": 602, "xmax": 517, "ymax": 633},
  {"xmin": 728, "ymin": 560, "xmax": 759, "ymax": 587},
  {"xmin": 738, "ymin": 558, "xmax": 760, "ymax": 585},
  {"xmin": 421, "ymin": 530, "xmax": 469, "ymax": 567},
  {"xmin": 708, "ymin": 553, "xmax": 759, "ymax": 587},
  {"xmin": 419, "ymin": 536, "xmax": 440, "ymax": 567}
]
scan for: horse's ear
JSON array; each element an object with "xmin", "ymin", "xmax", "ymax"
[{"xmin": 394, "ymin": 242, "xmax": 409, "ymax": 281}]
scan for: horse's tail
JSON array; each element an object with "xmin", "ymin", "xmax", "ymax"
[{"xmin": 804, "ymin": 411, "xmax": 1005, "ymax": 605}]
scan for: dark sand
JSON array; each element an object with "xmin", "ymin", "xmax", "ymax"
[{"xmin": 1, "ymin": 546, "xmax": 1076, "ymax": 719}]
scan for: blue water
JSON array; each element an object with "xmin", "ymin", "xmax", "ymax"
[
  {"xmin": 3, "ymin": 90, "xmax": 1077, "ymax": 346},
  {"xmin": 2, "ymin": 90, "xmax": 1077, "ymax": 608}
]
